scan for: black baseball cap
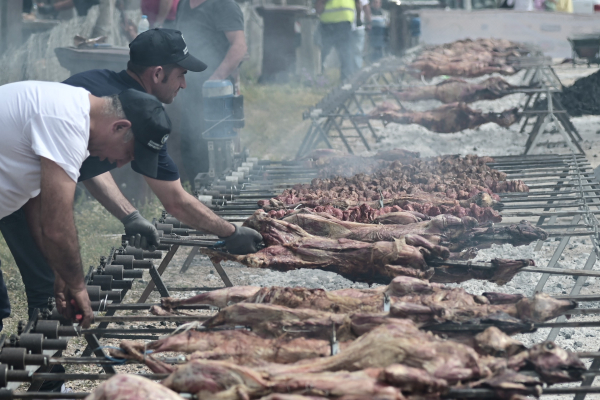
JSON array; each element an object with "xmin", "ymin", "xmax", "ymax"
[
  {"xmin": 129, "ymin": 28, "xmax": 207, "ymax": 72},
  {"xmin": 118, "ymin": 89, "xmax": 172, "ymax": 178}
]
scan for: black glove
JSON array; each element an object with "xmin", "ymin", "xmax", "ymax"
[
  {"xmin": 219, "ymin": 225, "xmax": 263, "ymax": 255},
  {"xmin": 121, "ymin": 211, "xmax": 160, "ymax": 251},
  {"xmin": 37, "ymin": 4, "xmax": 57, "ymax": 15}
]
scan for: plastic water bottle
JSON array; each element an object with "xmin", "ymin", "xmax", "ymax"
[{"xmin": 137, "ymin": 15, "xmax": 150, "ymax": 35}]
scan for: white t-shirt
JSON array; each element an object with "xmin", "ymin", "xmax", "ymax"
[{"xmin": 0, "ymin": 81, "xmax": 91, "ymax": 219}]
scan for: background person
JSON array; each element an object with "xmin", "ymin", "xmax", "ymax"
[
  {"xmin": 316, "ymin": 0, "xmax": 357, "ymax": 82},
  {"xmin": 142, "ymin": 0, "xmax": 180, "ymax": 28},
  {"xmin": 175, "ymin": 0, "xmax": 247, "ymax": 184}
]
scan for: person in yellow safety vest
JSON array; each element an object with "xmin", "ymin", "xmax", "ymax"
[{"xmin": 316, "ymin": 0, "xmax": 358, "ymax": 81}]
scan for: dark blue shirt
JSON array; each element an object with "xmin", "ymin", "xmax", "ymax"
[{"xmin": 62, "ymin": 69, "xmax": 180, "ymax": 182}]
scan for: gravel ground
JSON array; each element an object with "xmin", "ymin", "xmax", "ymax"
[{"xmin": 26, "ymin": 63, "xmax": 600, "ymax": 397}]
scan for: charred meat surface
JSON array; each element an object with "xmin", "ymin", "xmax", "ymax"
[
  {"xmin": 390, "ymin": 77, "xmax": 531, "ymax": 104},
  {"xmin": 368, "ymin": 102, "xmax": 520, "ymax": 133}
]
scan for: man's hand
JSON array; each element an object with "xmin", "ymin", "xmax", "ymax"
[
  {"xmin": 121, "ymin": 211, "xmax": 160, "ymax": 251},
  {"xmin": 67, "ymin": 288, "xmax": 93, "ymax": 329},
  {"xmin": 220, "ymin": 225, "xmax": 263, "ymax": 255},
  {"xmin": 54, "ymin": 277, "xmax": 68, "ymax": 317}
]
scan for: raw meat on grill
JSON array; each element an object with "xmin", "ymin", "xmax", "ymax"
[
  {"xmin": 84, "ymin": 374, "xmax": 184, "ymax": 400},
  {"xmin": 111, "ymin": 330, "xmax": 344, "ymax": 372},
  {"xmin": 260, "ymin": 190, "xmax": 501, "ymax": 212},
  {"xmin": 258, "ymin": 321, "xmax": 584, "ymax": 384},
  {"xmin": 158, "ymin": 276, "xmax": 574, "ymax": 327},
  {"xmin": 278, "ymin": 210, "xmax": 547, "ymax": 251},
  {"xmin": 368, "ymin": 102, "xmax": 520, "ymax": 133},
  {"xmin": 389, "ymin": 77, "xmax": 529, "ymax": 104},
  {"xmin": 209, "ymin": 211, "xmax": 449, "ymax": 283},
  {"xmin": 268, "ymin": 370, "xmax": 407, "ymax": 399},
  {"xmin": 272, "ymin": 154, "xmax": 528, "ymax": 204},
  {"xmin": 161, "ymin": 359, "xmax": 271, "ymax": 399}
]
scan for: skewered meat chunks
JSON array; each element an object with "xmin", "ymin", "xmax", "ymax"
[
  {"xmin": 276, "ymin": 154, "xmax": 527, "ymax": 204},
  {"xmin": 160, "ymin": 323, "xmax": 583, "ymax": 399},
  {"xmin": 111, "ymin": 330, "xmax": 345, "ymax": 373},
  {"xmin": 84, "ymin": 374, "xmax": 184, "ymax": 400},
  {"xmin": 390, "ymin": 77, "xmax": 529, "ymax": 104},
  {"xmin": 368, "ymin": 102, "xmax": 520, "ymax": 133},
  {"xmin": 268, "ymin": 202, "xmax": 502, "ymax": 224}
]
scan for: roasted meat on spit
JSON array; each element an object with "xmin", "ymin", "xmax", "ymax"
[
  {"xmin": 368, "ymin": 102, "xmax": 520, "ymax": 133},
  {"xmin": 157, "ymin": 323, "xmax": 583, "ymax": 399},
  {"xmin": 203, "ymin": 211, "xmax": 448, "ymax": 284},
  {"xmin": 389, "ymin": 77, "xmax": 530, "ymax": 104},
  {"xmin": 268, "ymin": 203, "xmax": 502, "ymax": 224},
  {"xmin": 85, "ymin": 374, "xmax": 184, "ymax": 400},
  {"xmin": 203, "ymin": 211, "xmax": 540, "ymax": 284},
  {"xmin": 408, "ymin": 38, "xmax": 527, "ymax": 79},
  {"xmin": 278, "ymin": 210, "xmax": 547, "ymax": 251}
]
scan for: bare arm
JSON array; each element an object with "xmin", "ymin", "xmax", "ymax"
[
  {"xmin": 82, "ymin": 172, "xmax": 136, "ymax": 220},
  {"xmin": 209, "ymin": 31, "xmax": 248, "ymax": 81},
  {"xmin": 144, "ymin": 177, "xmax": 235, "ymax": 237},
  {"xmin": 363, "ymin": 4, "xmax": 372, "ymax": 27},
  {"xmin": 39, "ymin": 158, "xmax": 92, "ymax": 328},
  {"xmin": 154, "ymin": 0, "xmax": 174, "ymax": 27}
]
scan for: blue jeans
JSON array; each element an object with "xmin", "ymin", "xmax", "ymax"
[
  {"xmin": 0, "ymin": 208, "xmax": 55, "ymax": 319},
  {"xmin": 320, "ymin": 21, "xmax": 356, "ymax": 81}
]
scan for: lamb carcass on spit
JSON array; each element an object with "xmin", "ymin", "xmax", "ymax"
[
  {"xmin": 160, "ymin": 323, "xmax": 583, "ymax": 399},
  {"xmin": 204, "ymin": 211, "xmax": 449, "ymax": 284},
  {"xmin": 268, "ymin": 202, "xmax": 502, "ymax": 224},
  {"xmin": 368, "ymin": 102, "xmax": 520, "ymax": 133},
  {"xmin": 205, "ymin": 211, "xmax": 536, "ymax": 284},
  {"xmin": 110, "ymin": 330, "xmax": 346, "ymax": 373},
  {"xmin": 390, "ymin": 77, "xmax": 530, "ymax": 104},
  {"xmin": 84, "ymin": 374, "xmax": 184, "ymax": 400},
  {"xmin": 157, "ymin": 276, "xmax": 575, "ymax": 327},
  {"xmin": 278, "ymin": 210, "xmax": 547, "ymax": 251}
]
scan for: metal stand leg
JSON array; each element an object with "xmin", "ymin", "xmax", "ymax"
[
  {"xmin": 179, "ymin": 246, "xmax": 200, "ymax": 274},
  {"xmin": 137, "ymin": 245, "xmax": 180, "ymax": 303}
]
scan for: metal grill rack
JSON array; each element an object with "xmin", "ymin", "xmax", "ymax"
[
  {"xmin": 2, "ymin": 153, "xmax": 600, "ymax": 398},
  {"xmin": 297, "ymin": 50, "xmax": 584, "ymax": 158}
]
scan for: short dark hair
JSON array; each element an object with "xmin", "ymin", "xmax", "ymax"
[{"xmin": 127, "ymin": 61, "xmax": 178, "ymax": 83}]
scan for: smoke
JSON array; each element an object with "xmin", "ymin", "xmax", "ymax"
[{"xmin": 0, "ymin": 5, "xmax": 138, "ymax": 85}]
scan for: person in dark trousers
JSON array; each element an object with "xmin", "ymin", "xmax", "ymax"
[
  {"xmin": 316, "ymin": 0, "xmax": 357, "ymax": 81},
  {"xmin": 175, "ymin": 0, "xmax": 247, "ymax": 184},
  {"xmin": 0, "ymin": 30, "xmax": 262, "ymax": 392}
]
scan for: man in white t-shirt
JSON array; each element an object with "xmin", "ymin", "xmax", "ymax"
[{"xmin": 0, "ymin": 82, "xmax": 172, "ymax": 329}]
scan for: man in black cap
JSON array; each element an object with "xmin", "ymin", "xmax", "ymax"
[
  {"xmin": 0, "ymin": 82, "xmax": 171, "ymax": 332},
  {"xmin": 0, "ymin": 28, "xmax": 262, "ymax": 340}
]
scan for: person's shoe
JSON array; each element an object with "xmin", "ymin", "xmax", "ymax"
[{"xmin": 38, "ymin": 364, "xmax": 65, "ymax": 392}]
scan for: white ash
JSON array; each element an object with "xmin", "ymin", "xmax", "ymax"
[{"xmin": 245, "ymin": 268, "xmax": 370, "ymax": 291}]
